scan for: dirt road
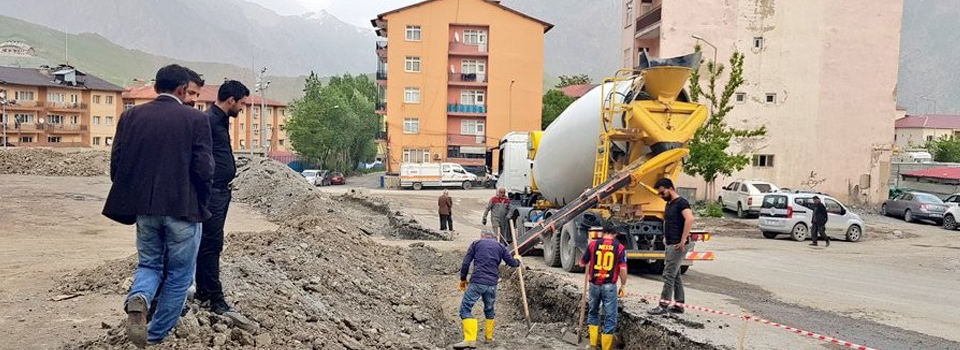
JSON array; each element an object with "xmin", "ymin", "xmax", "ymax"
[{"xmin": 325, "ymin": 182, "xmax": 960, "ymax": 350}]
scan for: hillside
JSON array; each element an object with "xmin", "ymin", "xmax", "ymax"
[{"xmin": 0, "ymin": 15, "xmax": 305, "ymax": 101}]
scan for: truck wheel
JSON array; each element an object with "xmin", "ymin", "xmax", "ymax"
[
  {"xmin": 762, "ymin": 231, "xmax": 778, "ymax": 239},
  {"xmin": 542, "ymin": 231, "xmax": 562, "ymax": 267},
  {"xmin": 412, "ymin": 183, "xmax": 423, "ymax": 190},
  {"xmin": 559, "ymin": 222, "xmax": 584, "ymax": 273},
  {"xmin": 790, "ymin": 223, "xmax": 808, "ymax": 242},
  {"xmin": 680, "ymin": 265, "xmax": 690, "ymax": 275},
  {"xmin": 461, "ymin": 181, "xmax": 472, "ymax": 190}
]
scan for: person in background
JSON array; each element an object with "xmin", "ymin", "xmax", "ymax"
[
  {"xmin": 482, "ymin": 188, "xmax": 512, "ymax": 244},
  {"xmin": 810, "ymin": 196, "xmax": 830, "ymax": 247},
  {"xmin": 181, "ymin": 68, "xmax": 204, "ymax": 107},
  {"xmin": 452, "ymin": 230, "xmax": 521, "ymax": 349},
  {"xmin": 648, "ymin": 178, "xmax": 693, "ymax": 315},
  {"xmin": 439, "ymin": 190, "xmax": 454, "ymax": 231}
]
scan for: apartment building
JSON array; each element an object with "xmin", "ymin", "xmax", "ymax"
[
  {"xmin": 122, "ymin": 83, "xmax": 290, "ymax": 153},
  {"xmin": 372, "ymin": 0, "xmax": 552, "ymax": 172},
  {"xmin": 0, "ymin": 65, "xmax": 123, "ymax": 148},
  {"xmin": 621, "ymin": 0, "xmax": 903, "ymax": 204}
]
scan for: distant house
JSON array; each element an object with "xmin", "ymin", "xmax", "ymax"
[
  {"xmin": 558, "ymin": 84, "xmax": 597, "ymax": 99},
  {"xmin": 0, "ymin": 41, "xmax": 35, "ymax": 57},
  {"xmin": 894, "ymin": 114, "xmax": 960, "ymax": 148},
  {"xmin": 900, "ymin": 167, "xmax": 960, "ymax": 196}
]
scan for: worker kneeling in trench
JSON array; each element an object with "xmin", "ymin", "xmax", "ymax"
[{"xmin": 453, "ymin": 229, "xmax": 521, "ymax": 349}]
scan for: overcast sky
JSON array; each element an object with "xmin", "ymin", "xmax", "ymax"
[{"xmin": 245, "ymin": 0, "xmax": 422, "ymax": 27}]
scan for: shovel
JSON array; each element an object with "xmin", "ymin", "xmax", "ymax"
[
  {"xmin": 508, "ymin": 225, "xmax": 533, "ymax": 334},
  {"xmin": 562, "ymin": 261, "xmax": 592, "ymax": 345}
]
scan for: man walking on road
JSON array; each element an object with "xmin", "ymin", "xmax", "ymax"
[
  {"xmin": 439, "ymin": 190, "xmax": 454, "ymax": 231},
  {"xmin": 579, "ymin": 228, "xmax": 627, "ymax": 350},
  {"xmin": 648, "ymin": 178, "xmax": 693, "ymax": 315},
  {"xmin": 195, "ymin": 81, "xmax": 256, "ymax": 328},
  {"xmin": 482, "ymin": 188, "xmax": 512, "ymax": 244},
  {"xmin": 810, "ymin": 196, "xmax": 830, "ymax": 247},
  {"xmin": 453, "ymin": 229, "xmax": 521, "ymax": 349},
  {"xmin": 102, "ymin": 64, "xmax": 213, "ymax": 347}
]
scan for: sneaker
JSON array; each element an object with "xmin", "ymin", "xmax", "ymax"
[
  {"xmin": 825, "ymin": 240, "xmax": 830, "ymax": 247},
  {"xmin": 670, "ymin": 306, "xmax": 684, "ymax": 314},
  {"xmin": 209, "ymin": 299, "xmax": 233, "ymax": 315},
  {"xmin": 211, "ymin": 300, "xmax": 258, "ymax": 331},
  {"xmin": 809, "ymin": 243, "xmax": 818, "ymax": 246},
  {"xmin": 125, "ymin": 295, "xmax": 149, "ymax": 348},
  {"xmin": 647, "ymin": 305, "xmax": 671, "ymax": 315}
]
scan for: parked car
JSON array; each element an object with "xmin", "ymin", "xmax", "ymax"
[
  {"xmin": 942, "ymin": 193, "xmax": 960, "ymax": 207},
  {"xmin": 719, "ymin": 180, "xmax": 780, "ymax": 218},
  {"xmin": 329, "ymin": 172, "xmax": 345, "ymax": 185},
  {"xmin": 881, "ymin": 191, "xmax": 947, "ymax": 224},
  {"xmin": 759, "ymin": 193, "xmax": 865, "ymax": 242},
  {"xmin": 302, "ymin": 169, "xmax": 322, "ymax": 186}
]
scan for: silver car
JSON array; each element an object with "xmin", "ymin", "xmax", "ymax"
[
  {"xmin": 758, "ymin": 193, "xmax": 865, "ymax": 242},
  {"xmin": 881, "ymin": 191, "xmax": 947, "ymax": 224}
]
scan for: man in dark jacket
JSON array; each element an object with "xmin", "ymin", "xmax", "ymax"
[
  {"xmin": 811, "ymin": 196, "xmax": 830, "ymax": 247},
  {"xmin": 453, "ymin": 229, "xmax": 521, "ymax": 349},
  {"xmin": 102, "ymin": 64, "xmax": 213, "ymax": 347},
  {"xmin": 196, "ymin": 81, "xmax": 251, "ymax": 320},
  {"xmin": 439, "ymin": 190, "xmax": 454, "ymax": 231}
]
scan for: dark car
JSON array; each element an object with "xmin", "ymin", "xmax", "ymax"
[
  {"xmin": 329, "ymin": 172, "xmax": 345, "ymax": 185},
  {"xmin": 881, "ymin": 191, "xmax": 948, "ymax": 224}
]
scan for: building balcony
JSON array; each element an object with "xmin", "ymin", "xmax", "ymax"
[
  {"xmin": 1, "ymin": 122, "xmax": 41, "ymax": 131},
  {"xmin": 635, "ymin": 5, "xmax": 661, "ymax": 39},
  {"xmin": 376, "ymin": 101, "xmax": 386, "ymax": 115},
  {"xmin": 17, "ymin": 141, "xmax": 84, "ymax": 147},
  {"xmin": 449, "ymin": 42, "xmax": 489, "ymax": 56},
  {"xmin": 447, "ymin": 104, "xmax": 487, "ymax": 116},
  {"xmin": 3, "ymin": 100, "xmax": 42, "ymax": 109},
  {"xmin": 44, "ymin": 124, "xmax": 87, "ymax": 133},
  {"xmin": 447, "ymin": 133, "xmax": 487, "ymax": 146},
  {"xmin": 376, "ymin": 70, "xmax": 388, "ymax": 82},
  {"xmin": 448, "ymin": 72, "xmax": 488, "ymax": 86},
  {"xmin": 45, "ymin": 101, "xmax": 87, "ymax": 110},
  {"xmin": 376, "ymin": 130, "xmax": 388, "ymax": 141},
  {"xmin": 376, "ymin": 41, "xmax": 388, "ymax": 57}
]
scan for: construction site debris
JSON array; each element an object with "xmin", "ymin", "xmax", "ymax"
[{"xmin": 0, "ymin": 149, "xmax": 109, "ymax": 177}]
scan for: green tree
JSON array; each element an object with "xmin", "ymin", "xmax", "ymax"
[
  {"xmin": 683, "ymin": 45, "xmax": 767, "ymax": 200},
  {"xmin": 286, "ymin": 73, "xmax": 379, "ymax": 173},
  {"xmin": 541, "ymin": 89, "xmax": 575, "ymax": 129},
  {"xmin": 556, "ymin": 74, "xmax": 592, "ymax": 88},
  {"xmin": 927, "ymin": 136, "xmax": 960, "ymax": 162}
]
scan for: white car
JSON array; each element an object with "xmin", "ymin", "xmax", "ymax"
[
  {"xmin": 718, "ymin": 180, "xmax": 780, "ymax": 218},
  {"xmin": 758, "ymin": 192, "xmax": 865, "ymax": 242},
  {"xmin": 301, "ymin": 169, "xmax": 327, "ymax": 186}
]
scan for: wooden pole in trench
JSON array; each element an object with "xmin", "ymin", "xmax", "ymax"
[{"xmin": 508, "ymin": 224, "xmax": 533, "ymax": 332}]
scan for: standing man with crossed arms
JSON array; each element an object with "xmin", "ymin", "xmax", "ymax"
[
  {"xmin": 579, "ymin": 228, "xmax": 627, "ymax": 350},
  {"xmin": 649, "ymin": 178, "xmax": 694, "ymax": 315}
]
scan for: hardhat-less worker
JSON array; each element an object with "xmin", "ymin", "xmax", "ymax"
[
  {"xmin": 453, "ymin": 229, "xmax": 521, "ymax": 349},
  {"xmin": 578, "ymin": 228, "xmax": 627, "ymax": 350},
  {"xmin": 482, "ymin": 188, "xmax": 512, "ymax": 244}
]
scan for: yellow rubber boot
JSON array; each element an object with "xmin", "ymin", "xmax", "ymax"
[
  {"xmin": 601, "ymin": 334, "xmax": 614, "ymax": 350},
  {"xmin": 452, "ymin": 318, "xmax": 478, "ymax": 349},
  {"xmin": 484, "ymin": 319, "xmax": 496, "ymax": 343},
  {"xmin": 588, "ymin": 325, "xmax": 600, "ymax": 349}
]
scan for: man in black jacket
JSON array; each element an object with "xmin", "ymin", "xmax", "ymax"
[
  {"xmin": 811, "ymin": 196, "xmax": 830, "ymax": 247},
  {"xmin": 196, "ymin": 81, "xmax": 251, "ymax": 321},
  {"xmin": 102, "ymin": 64, "xmax": 213, "ymax": 347}
]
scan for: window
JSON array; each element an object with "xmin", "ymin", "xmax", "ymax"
[
  {"xmin": 105, "ymin": 137, "xmax": 113, "ymax": 146},
  {"xmin": 48, "ymin": 93, "xmax": 65, "ymax": 102},
  {"xmin": 461, "ymin": 60, "xmax": 486, "ymax": 74},
  {"xmin": 765, "ymin": 93, "xmax": 776, "ymax": 104},
  {"xmin": 463, "ymin": 30, "xmax": 486, "ymax": 45},
  {"xmin": 19, "ymin": 136, "xmax": 33, "ymax": 143},
  {"xmin": 460, "ymin": 90, "xmax": 485, "ymax": 105},
  {"xmin": 93, "ymin": 95, "xmax": 101, "ymax": 104},
  {"xmin": 267, "ymin": 107, "xmax": 273, "ymax": 116},
  {"xmin": 624, "ymin": 1, "xmax": 634, "ymax": 27},
  {"xmin": 752, "ymin": 154, "xmax": 775, "ymax": 167},
  {"xmin": 240, "ymin": 124, "xmax": 245, "ymax": 132},
  {"xmin": 239, "ymin": 140, "xmax": 246, "ymax": 150},
  {"xmin": 404, "ymin": 118, "xmax": 420, "ymax": 134},
  {"xmin": 48, "ymin": 115, "xmax": 64, "ymax": 124},
  {"xmin": 280, "ymin": 109, "xmax": 286, "ymax": 116},
  {"xmin": 405, "ymin": 56, "xmax": 421, "ymax": 72},
  {"xmin": 279, "ymin": 139, "xmax": 285, "ymax": 146},
  {"xmin": 196, "ymin": 104, "xmax": 204, "ymax": 111},
  {"xmin": 461, "ymin": 119, "xmax": 485, "ymax": 135},
  {"xmin": 735, "ymin": 92, "xmax": 746, "ymax": 103},
  {"xmin": 927, "ymin": 135, "xmax": 934, "ymax": 141},
  {"xmin": 70, "ymin": 94, "xmax": 79, "ymax": 104},
  {"xmin": 69, "ymin": 115, "xmax": 79, "ymax": 125},
  {"xmin": 106, "ymin": 116, "xmax": 114, "ymax": 125},
  {"xmin": 106, "ymin": 95, "xmax": 114, "ymax": 105},
  {"xmin": 47, "ymin": 136, "xmax": 62, "ymax": 143},
  {"xmin": 405, "ymin": 25, "xmax": 422, "ymax": 41},
  {"xmin": 93, "ymin": 116, "xmax": 101, "ymax": 125},
  {"xmin": 124, "ymin": 102, "xmax": 134, "ymax": 111},
  {"xmin": 15, "ymin": 91, "xmax": 34, "ymax": 100},
  {"xmin": 404, "ymin": 87, "xmax": 421, "ymax": 103},
  {"xmin": 93, "ymin": 137, "xmax": 101, "ymax": 145},
  {"xmin": 14, "ymin": 113, "xmax": 34, "ymax": 123},
  {"xmin": 753, "ymin": 37, "xmax": 764, "ymax": 49},
  {"xmin": 447, "ymin": 146, "xmax": 486, "ymax": 159},
  {"xmin": 403, "ymin": 148, "xmax": 430, "ymax": 163},
  {"xmin": 824, "ymin": 199, "xmax": 844, "ymax": 215}
]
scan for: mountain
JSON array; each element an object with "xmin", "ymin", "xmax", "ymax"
[
  {"xmin": 897, "ymin": 0, "xmax": 960, "ymax": 115},
  {"xmin": 0, "ymin": 15, "xmax": 306, "ymax": 101},
  {"xmin": 0, "ymin": 0, "xmax": 377, "ymax": 77}
]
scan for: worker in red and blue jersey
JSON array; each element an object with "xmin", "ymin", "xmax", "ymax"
[{"xmin": 579, "ymin": 228, "xmax": 628, "ymax": 350}]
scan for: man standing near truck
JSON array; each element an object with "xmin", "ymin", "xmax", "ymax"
[
  {"xmin": 579, "ymin": 228, "xmax": 627, "ymax": 350},
  {"xmin": 453, "ymin": 229, "xmax": 521, "ymax": 349},
  {"xmin": 482, "ymin": 188, "xmax": 512, "ymax": 244},
  {"xmin": 439, "ymin": 190, "xmax": 454, "ymax": 231},
  {"xmin": 649, "ymin": 178, "xmax": 694, "ymax": 315}
]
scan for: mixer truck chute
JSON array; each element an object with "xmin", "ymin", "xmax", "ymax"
[{"xmin": 502, "ymin": 51, "xmax": 715, "ymax": 273}]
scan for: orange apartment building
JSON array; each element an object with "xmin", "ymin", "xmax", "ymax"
[
  {"xmin": 0, "ymin": 65, "xmax": 124, "ymax": 148},
  {"xmin": 123, "ymin": 83, "xmax": 290, "ymax": 153},
  {"xmin": 372, "ymin": 0, "xmax": 552, "ymax": 172}
]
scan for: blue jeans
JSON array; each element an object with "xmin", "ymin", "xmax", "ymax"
[
  {"xmin": 127, "ymin": 216, "xmax": 201, "ymax": 343},
  {"xmin": 587, "ymin": 283, "xmax": 619, "ymax": 334},
  {"xmin": 459, "ymin": 283, "xmax": 497, "ymax": 319}
]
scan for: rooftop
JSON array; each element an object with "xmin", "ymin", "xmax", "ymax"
[
  {"xmin": 895, "ymin": 114, "xmax": 960, "ymax": 129},
  {"xmin": 0, "ymin": 65, "xmax": 124, "ymax": 92},
  {"xmin": 902, "ymin": 167, "xmax": 960, "ymax": 181},
  {"xmin": 122, "ymin": 83, "xmax": 287, "ymax": 107},
  {"xmin": 559, "ymin": 84, "xmax": 597, "ymax": 99},
  {"xmin": 371, "ymin": 0, "xmax": 553, "ymax": 36}
]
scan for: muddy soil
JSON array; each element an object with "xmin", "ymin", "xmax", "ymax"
[{"xmin": 0, "ymin": 149, "xmax": 109, "ymax": 176}]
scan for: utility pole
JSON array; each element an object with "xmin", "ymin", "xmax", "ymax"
[
  {"xmin": 255, "ymin": 67, "xmax": 270, "ymax": 155},
  {"xmin": 1, "ymin": 91, "xmax": 9, "ymax": 150}
]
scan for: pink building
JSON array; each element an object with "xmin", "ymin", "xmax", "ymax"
[{"xmin": 621, "ymin": 0, "xmax": 904, "ymax": 204}]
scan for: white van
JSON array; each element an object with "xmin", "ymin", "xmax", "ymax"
[{"xmin": 399, "ymin": 163, "xmax": 478, "ymax": 190}]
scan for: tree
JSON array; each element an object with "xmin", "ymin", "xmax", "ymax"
[
  {"xmin": 683, "ymin": 45, "xmax": 767, "ymax": 200},
  {"xmin": 286, "ymin": 73, "xmax": 379, "ymax": 173},
  {"xmin": 927, "ymin": 136, "xmax": 960, "ymax": 162},
  {"xmin": 556, "ymin": 74, "xmax": 591, "ymax": 88},
  {"xmin": 541, "ymin": 89, "xmax": 575, "ymax": 129}
]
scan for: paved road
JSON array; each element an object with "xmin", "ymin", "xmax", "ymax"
[{"xmin": 331, "ymin": 185, "xmax": 960, "ymax": 350}]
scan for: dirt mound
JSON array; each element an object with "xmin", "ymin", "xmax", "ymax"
[
  {"xmin": 59, "ymin": 255, "xmax": 137, "ymax": 296},
  {"xmin": 0, "ymin": 149, "xmax": 109, "ymax": 176}
]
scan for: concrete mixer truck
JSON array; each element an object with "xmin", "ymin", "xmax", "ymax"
[{"xmin": 499, "ymin": 51, "xmax": 714, "ymax": 273}]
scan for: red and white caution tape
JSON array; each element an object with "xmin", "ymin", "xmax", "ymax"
[{"xmin": 638, "ymin": 294, "xmax": 880, "ymax": 350}]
